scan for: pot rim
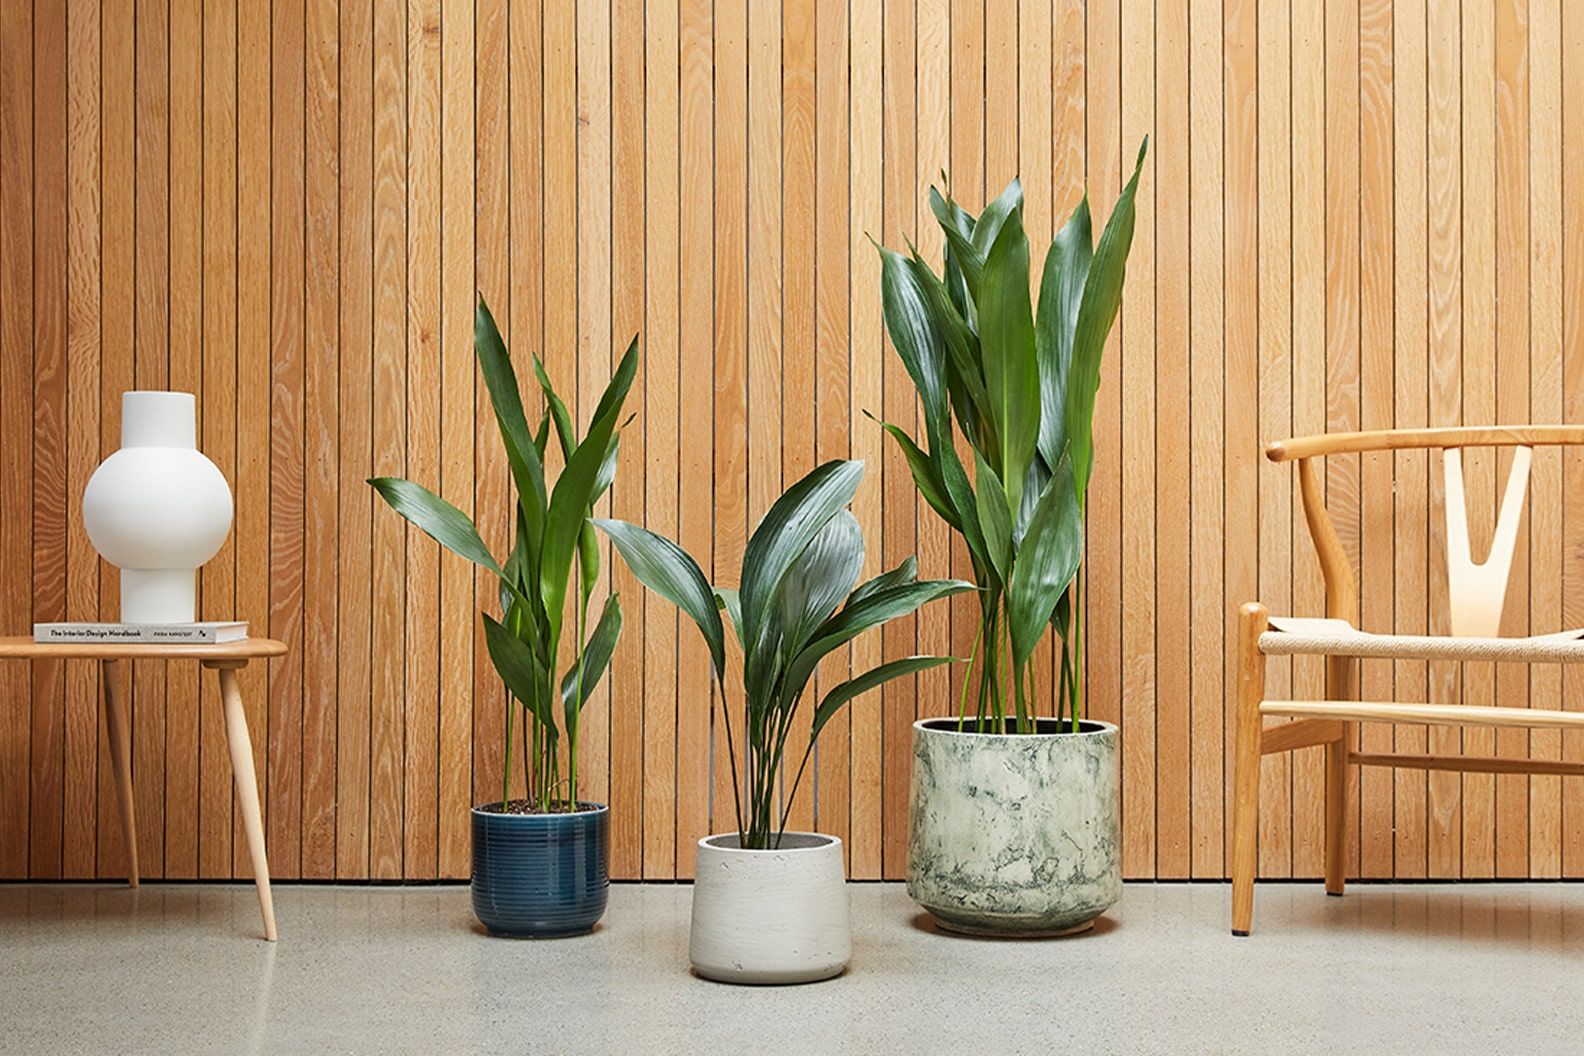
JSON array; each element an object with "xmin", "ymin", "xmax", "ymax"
[
  {"xmin": 912, "ymin": 717, "xmax": 1119, "ymax": 739},
  {"xmin": 471, "ymin": 800, "xmax": 609, "ymax": 818},
  {"xmin": 697, "ymin": 831, "xmax": 842, "ymax": 853}
]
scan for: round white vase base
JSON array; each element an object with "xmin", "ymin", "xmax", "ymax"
[{"xmin": 119, "ymin": 569, "xmax": 198, "ymax": 624}]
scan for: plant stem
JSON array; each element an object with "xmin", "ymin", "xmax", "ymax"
[
  {"xmin": 1070, "ymin": 568, "xmax": 1083, "ymax": 734},
  {"xmin": 955, "ymin": 620, "xmax": 986, "ymax": 732},
  {"xmin": 713, "ymin": 671, "xmax": 746, "ymax": 839}
]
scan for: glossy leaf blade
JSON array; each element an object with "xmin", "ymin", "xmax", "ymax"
[
  {"xmin": 560, "ymin": 593, "xmax": 623, "ymax": 714},
  {"xmin": 369, "ymin": 477, "xmax": 503, "ymax": 577},
  {"xmin": 1034, "ymin": 198, "xmax": 1093, "ymax": 469},
  {"xmin": 977, "ymin": 204, "xmax": 1041, "ymax": 516},
  {"xmin": 811, "ymin": 655, "xmax": 958, "ymax": 742},
  {"xmin": 595, "ymin": 518, "xmax": 725, "ymax": 679},
  {"xmin": 1008, "ymin": 454, "xmax": 1083, "ymax": 668}
]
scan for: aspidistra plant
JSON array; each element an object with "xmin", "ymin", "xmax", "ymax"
[
  {"xmin": 370, "ymin": 298, "xmax": 638, "ymax": 812},
  {"xmin": 596, "ymin": 460, "xmax": 973, "ymax": 849},
  {"xmin": 874, "ymin": 140, "xmax": 1148, "ymax": 735}
]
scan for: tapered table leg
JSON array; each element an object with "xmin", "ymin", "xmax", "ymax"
[
  {"xmin": 208, "ymin": 659, "xmax": 276, "ymax": 941},
  {"xmin": 101, "ymin": 659, "xmax": 139, "ymax": 888}
]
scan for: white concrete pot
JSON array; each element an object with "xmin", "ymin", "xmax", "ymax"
[{"xmin": 689, "ymin": 832, "xmax": 851, "ymax": 985}]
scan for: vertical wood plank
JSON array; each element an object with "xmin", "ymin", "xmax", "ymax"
[
  {"xmin": 1560, "ymin": 0, "xmax": 1584, "ymax": 877},
  {"xmin": 63, "ymin": 0, "xmax": 103, "ymax": 880},
  {"xmin": 97, "ymin": 0, "xmax": 136, "ymax": 880},
  {"xmin": 914, "ymin": 0, "xmax": 951, "ymax": 739},
  {"xmin": 1120, "ymin": 0, "xmax": 1157, "ymax": 879},
  {"xmin": 1324, "ymin": 0, "xmax": 1362, "ymax": 879},
  {"xmin": 1527, "ymin": 0, "xmax": 1563, "ymax": 879},
  {"xmin": 439, "ymin": 0, "xmax": 476, "ymax": 877},
  {"xmin": 370, "ymin": 0, "xmax": 411, "ymax": 880},
  {"xmin": 1393, "ymin": 0, "xmax": 1431, "ymax": 881},
  {"xmin": 676, "ymin": 0, "xmax": 714, "ymax": 873},
  {"xmin": 1460, "ymin": 0, "xmax": 1497, "ymax": 880},
  {"xmin": 610, "ymin": 0, "xmax": 646, "ymax": 876},
  {"xmin": 0, "ymin": 0, "xmax": 27, "ymax": 882},
  {"xmin": 879, "ymin": 0, "xmax": 915, "ymax": 880},
  {"xmin": 1154, "ymin": 0, "xmax": 1191, "ymax": 880},
  {"xmin": 200, "ymin": 0, "xmax": 240, "ymax": 880},
  {"xmin": 31, "ymin": 0, "xmax": 68, "ymax": 881},
  {"xmin": 846, "ymin": 0, "xmax": 882, "ymax": 878},
  {"xmin": 1358, "ymin": 0, "xmax": 1396, "ymax": 879},
  {"xmin": 507, "ymin": 0, "xmax": 545, "ymax": 817},
  {"xmin": 234, "ymin": 0, "xmax": 273, "ymax": 880},
  {"xmin": 1288, "ymin": 0, "xmax": 1328, "ymax": 883},
  {"xmin": 269, "ymin": 0, "xmax": 307, "ymax": 883},
  {"xmin": 132, "ymin": 0, "xmax": 169, "ymax": 879},
  {"xmin": 404, "ymin": 0, "xmax": 443, "ymax": 879},
  {"xmin": 639, "ymin": 0, "xmax": 677, "ymax": 877},
  {"xmin": 1256, "ymin": 0, "xmax": 1294, "ymax": 880},
  {"xmin": 1187, "ymin": 0, "xmax": 1225, "ymax": 878},
  {"xmin": 814, "ymin": 0, "xmax": 853, "ymax": 848},
  {"xmin": 472, "ymin": 0, "xmax": 508, "ymax": 835},
  {"xmin": 336, "ymin": 0, "xmax": 374, "ymax": 880},
  {"xmin": 301, "ymin": 0, "xmax": 339, "ymax": 880},
  {"xmin": 1425, "ymin": 0, "xmax": 1463, "ymax": 878},
  {"xmin": 1493, "ymin": 0, "xmax": 1531, "ymax": 879},
  {"xmin": 573, "ymin": 0, "xmax": 611, "ymax": 826},
  {"xmin": 780, "ymin": 0, "xmax": 816, "ymax": 835}
]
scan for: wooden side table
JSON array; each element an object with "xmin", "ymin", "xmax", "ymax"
[{"xmin": 0, "ymin": 636, "xmax": 288, "ymax": 941}]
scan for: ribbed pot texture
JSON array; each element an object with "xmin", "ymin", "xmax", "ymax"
[
  {"xmin": 470, "ymin": 803, "xmax": 609, "ymax": 938},
  {"xmin": 907, "ymin": 718, "xmax": 1121, "ymax": 936}
]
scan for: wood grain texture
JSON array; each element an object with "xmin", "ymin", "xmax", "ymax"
[{"xmin": 3, "ymin": 0, "xmax": 1582, "ymax": 882}]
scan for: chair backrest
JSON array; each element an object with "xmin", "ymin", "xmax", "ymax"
[{"xmin": 1266, "ymin": 426, "xmax": 1584, "ymax": 637}]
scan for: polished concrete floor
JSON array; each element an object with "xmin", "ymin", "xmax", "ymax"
[{"xmin": 2, "ymin": 880, "xmax": 1580, "ymax": 1055}]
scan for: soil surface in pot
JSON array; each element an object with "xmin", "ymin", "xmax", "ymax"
[{"xmin": 919, "ymin": 717, "xmax": 1111, "ymax": 735}]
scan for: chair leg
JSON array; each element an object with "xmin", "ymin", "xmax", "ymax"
[
  {"xmin": 211, "ymin": 661, "xmax": 277, "ymax": 941},
  {"xmin": 101, "ymin": 659, "xmax": 139, "ymax": 888},
  {"xmin": 1324, "ymin": 655, "xmax": 1355, "ymax": 896},
  {"xmin": 1230, "ymin": 603, "xmax": 1268, "ymax": 936}
]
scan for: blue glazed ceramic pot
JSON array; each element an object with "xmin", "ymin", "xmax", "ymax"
[{"xmin": 471, "ymin": 802, "xmax": 609, "ymax": 938}]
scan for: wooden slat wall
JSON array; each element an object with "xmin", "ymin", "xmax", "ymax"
[{"xmin": 3, "ymin": 0, "xmax": 1583, "ymax": 882}]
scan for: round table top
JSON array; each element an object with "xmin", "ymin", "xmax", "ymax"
[{"xmin": 0, "ymin": 636, "xmax": 289, "ymax": 661}]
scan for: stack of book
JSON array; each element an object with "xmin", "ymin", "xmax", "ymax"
[{"xmin": 33, "ymin": 621, "xmax": 249, "ymax": 645}]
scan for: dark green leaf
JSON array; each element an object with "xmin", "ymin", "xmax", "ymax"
[
  {"xmin": 595, "ymin": 518, "xmax": 725, "ymax": 679},
  {"xmin": 978, "ymin": 203, "xmax": 1042, "ymax": 516},
  {"xmin": 972, "ymin": 450, "xmax": 1012, "ymax": 585},
  {"xmin": 539, "ymin": 339, "xmax": 639, "ymax": 638},
  {"xmin": 779, "ymin": 577, "xmax": 977, "ymax": 710},
  {"xmin": 811, "ymin": 655, "xmax": 959, "ymax": 742},
  {"xmin": 560, "ymin": 594, "xmax": 622, "ymax": 715},
  {"xmin": 1008, "ymin": 453, "xmax": 1083, "ymax": 668},
  {"xmin": 738, "ymin": 460, "xmax": 865, "ymax": 666},
  {"xmin": 532, "ymin": 355, "xmax": 577, "ymax": 461},
  {"xmin": 878, "ymin": 247, "xmax": 948, "ymax": 430},
  {"xmin": 776, "ymin": 510, "xmax": 865, "ymax": 663},
  {"xmin": 869, "ymin": 413, "xmax": 956, "ymax": 528},
  {"xmin": 714, "ymin": 587, "xmax": 744, "ymax": 648},
  {"xmin": 483, "ymin": 612, "xmax": 553, "ymax": 730},
  {"xmin": 369, "ymin": 477, "xmax": 503, "ymax": 577},
  {"xmin": 474, "ymin": 299, "xmax": 549, "ymax": 559},
  {"xmin": 1034, "ymin": 198, "xmax": 1093, "ymax": 469},
  {"xmin": 1067, "ymin": 137, "xmax": 1148, "ymax": 505},
  {"xmin": 847, "ymin": 556, "xmax": 918, "ymax": 609}
]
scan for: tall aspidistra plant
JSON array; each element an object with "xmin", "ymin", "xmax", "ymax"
[
  {"xmin": 595, "ymin": 460, "xmax": 973, "ymax": 849},
  {"xmin": 874, "ymin": 140, "xmax": 1148, "ymax": 735},
  {"xmin": 370, "ymin": 298, "xmax": 638, "ymax": 812}
]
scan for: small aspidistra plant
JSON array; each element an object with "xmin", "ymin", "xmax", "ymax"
[
  {"xmin": 874, "ymin": 140, "xmax": 1147, "ymax": 735},
  {"xmin": 596, "ymin": 460, "xmax": 973, "ymax": 849},
  {"xmin": 370, "ymin": 298, "xmax": 638, "ymax": 813}
]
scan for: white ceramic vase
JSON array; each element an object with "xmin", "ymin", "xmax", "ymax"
[
  {"xmin": 689, "ymin": 832, "xmax": 851, "ymax": 985},
  {"xmin": 82, "ymin": 391, "xmax": 233, "ymax": 624}
]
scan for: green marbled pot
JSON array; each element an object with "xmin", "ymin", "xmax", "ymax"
[{"xmin": 906, "ymin": 717, "xmax": 1121, "ymax": 937}]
